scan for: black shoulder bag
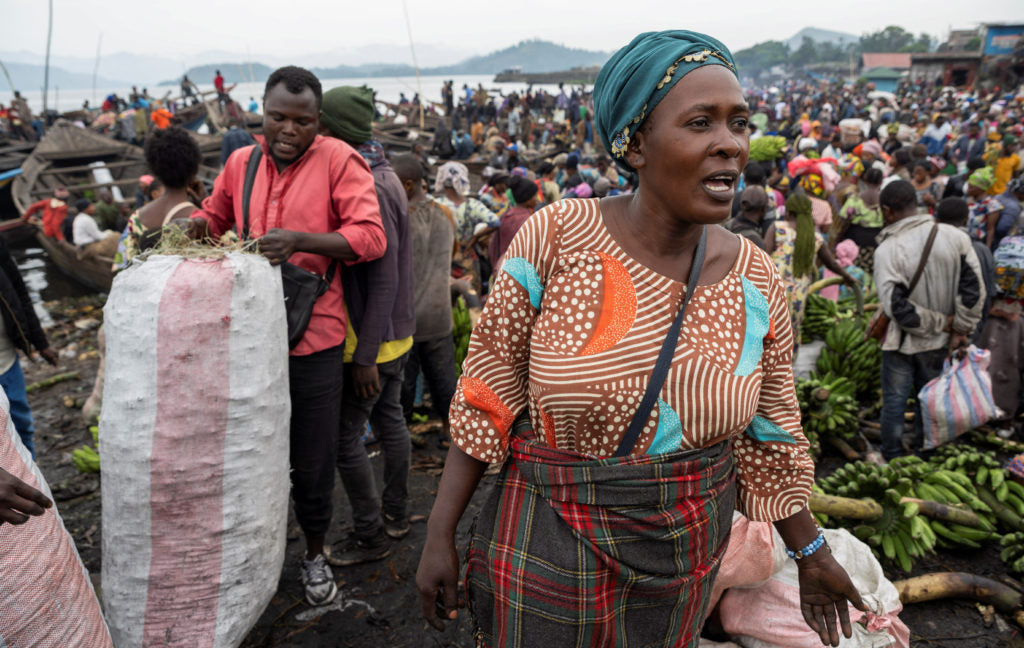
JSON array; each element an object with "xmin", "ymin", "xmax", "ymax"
[
  {"xmin": 242, "ymin": 147, "xmax": 339, "ymax": 349},
  {"xmin": 614, "ymin": 227, "xmax": 707, "ymax": 456}
]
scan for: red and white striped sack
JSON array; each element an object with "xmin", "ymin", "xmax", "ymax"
[
  {"xmin": 0, "ymin": 388, "xmax": 113, "ymax": 647},
  {"xmin": 101, "ymin": 253, "xmax": 290, "ymax": 647}
]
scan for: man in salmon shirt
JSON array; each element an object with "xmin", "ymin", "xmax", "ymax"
[{"xmin": 191, "ymin": 65, "xmax": 387, "ymax": 607}]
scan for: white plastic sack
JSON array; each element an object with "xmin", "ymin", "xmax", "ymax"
[
  {"xmin": 0, "ymin": 387, "xmax": 113, "ymax": 647},
  {"xmin": 101, "ymin": 253, "xmax": 290, "ymax": 647},
  {"xmin": 919, "ymin": 345, "xmax": 1001, "ymax": 450},
  {"xmin": 793, "ymin": 340, "xmax": 825, "ymax": 380},
  {"xmin": 719, "ymin": 528, "xmax": 909, "ymax": 648}
]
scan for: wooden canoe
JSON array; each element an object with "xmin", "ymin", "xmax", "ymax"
[{"xmin": 32, "ymin": 224, "xmax": 114, "ymax": 293}]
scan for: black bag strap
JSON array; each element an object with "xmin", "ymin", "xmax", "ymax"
[
  {"xmin": 241, "ymin": 145, "xmax": 261, "ymax": 240},
  {"xmin": 908, "ymin": 224, "xmax": 939, "ymax": 294},
  {"xmin": 614, "ymin": 226, "xmax": 708, "ymax": 457},
  {"xmin": 241, "ymin": 145, "xmax": 338, "ymax": 284}
]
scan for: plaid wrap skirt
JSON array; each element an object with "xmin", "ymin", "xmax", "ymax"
[{"xmin": 465, "ymin": 418, "xmax": 736, "ymax": 648}]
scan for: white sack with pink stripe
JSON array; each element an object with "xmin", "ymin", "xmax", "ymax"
[
  {"xmin": 0, "ymin": 388, "xmax": 113, "ymax": 647},
  {"xmin": 101, "ymin": 253, "xmax": 290, "ymax": 647}
]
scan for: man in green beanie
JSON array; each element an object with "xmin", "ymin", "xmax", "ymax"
[{"xmin": 319, "ymin": 86, "xmax": 419, "ymax": 566}]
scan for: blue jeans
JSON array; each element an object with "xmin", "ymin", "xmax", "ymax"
[
  {"xmin": 0, "ymin": 361, "xmax": 35, "ymax": 459},
  {"xmin": 880, "ymin": 349, "xmax": 947, "ymax": 460}
]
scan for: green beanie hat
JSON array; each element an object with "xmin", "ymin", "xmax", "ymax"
[{"xmin": 320, "ymin": 85, "xmax": 375, "ymax": 146}]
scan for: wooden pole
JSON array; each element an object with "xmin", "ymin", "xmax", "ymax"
[
  {"xmin": 0, "ymin": 59, "xmax": 15, "ymax": 96},
  {"xmin": 43, "ymin": 0, "xmax": 53, "ymax": 116},
  {"xmin": 401, "ymin": 0, "xmax": 424, "ymax": 131},
  {"xmin": 92, "ymin": 32, "xmax": 102, "ymax": 107}
]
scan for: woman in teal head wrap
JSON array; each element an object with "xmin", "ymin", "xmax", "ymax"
[{"xmin": 417, "ymin": 30, "xmax": 864, "ymax": 648}]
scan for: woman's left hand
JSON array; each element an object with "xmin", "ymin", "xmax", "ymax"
[{"xmin": 796, "ymin": 548, "xmax": 868, "ymax": 646}]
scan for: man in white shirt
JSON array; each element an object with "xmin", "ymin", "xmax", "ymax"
[
  {"xmin": 921, "ymin": 116, "xmax": 952, "ymax": 156},
  {"xmin": 72, "ymin": 199, "xmax": 120, "ymax": 259}
]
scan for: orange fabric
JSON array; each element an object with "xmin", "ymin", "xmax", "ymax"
[
  {"xmin": 23, "ymin": 199, "xmax": 67, "ymax": 241},
  {"xmin": 151, "ymin": 108, "xmax": 173, "ymax": 129}
]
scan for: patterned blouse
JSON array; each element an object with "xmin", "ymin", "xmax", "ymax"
[
  {"xmin": 966, "ymin": 196, "xmax": 1004, "ymax": 244},
  {"xmin": 450, "ymin": 199, "xmax": 814, "ymax": 522},
  {"xmin": 437, "ymin": 196, "xmax": 500, "ymax": 244}
]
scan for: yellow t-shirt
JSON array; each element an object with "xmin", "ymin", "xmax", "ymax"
[
  {"xmin": 343, "ymin": 313, "xmax": 413, "ymax": 365},
  {"xmin": 990, "ymin": 154, "xmax": 1020, "ymax": 195}
]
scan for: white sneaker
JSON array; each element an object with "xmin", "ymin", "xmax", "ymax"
[{"xmin": 300, "ymin": 553, "xmax": 338, "ymax": 606}]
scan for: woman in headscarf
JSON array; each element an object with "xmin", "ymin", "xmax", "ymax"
[
  {"xmin": 416, "ymin": 29, "xmax": 864, "ymax": 648},
  {"xmin": 838, "ymin": 167, "xmax": 884, "ymax": 274},
  {"xmin": 767, "ymin": 193, "xmax": 856, "ymax": 347}
]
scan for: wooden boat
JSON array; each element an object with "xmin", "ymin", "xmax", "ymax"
[
  {"xmin": 12, "ymin": 121, "xmax": 220, "ymax": 291},
  {"xmin": 32, "ymin": 223, "xmax": 114, "ymax": 292}
]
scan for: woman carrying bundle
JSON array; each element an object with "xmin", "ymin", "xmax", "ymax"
[{"xmin": 416, "ymin": 29, "xmax": 864, "ymax": 648}]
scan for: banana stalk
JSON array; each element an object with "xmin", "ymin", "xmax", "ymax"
[
  {"xmin": 901, "ymin": 497, "xmax": 984, "ymax": 527},
  {"xmin": 977, "ymin": 487, "xmax": 1024, "ymax": 532},
  {"xmin": 893, "ymin": 572, "xmax": 1022, "ymax": 612},
  {"xmin": 809, "ymin": 492, "xmax": 884, "ymax": 520}
]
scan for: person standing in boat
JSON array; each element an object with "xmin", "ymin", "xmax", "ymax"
[{"xmin": 22, "ymin": 186, "xmax": 70, "ymax": 241}]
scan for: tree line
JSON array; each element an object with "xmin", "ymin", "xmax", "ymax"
[{"xmin": 734, "ymin": 25, "xmax": 943, "ymax": 75}]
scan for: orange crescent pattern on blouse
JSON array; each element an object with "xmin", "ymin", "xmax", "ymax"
[
  {"xmin": 461, "ymin": 376, "xmax": 517, "ymax": 440},
  {"xmin": 579, "ymin": 251, "xmax": 637, "ymax": 356}
]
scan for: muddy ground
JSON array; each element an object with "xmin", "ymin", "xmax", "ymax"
[{"xmin": 20, "ymin": 295, "xmax": 1024, "ymax": 647}]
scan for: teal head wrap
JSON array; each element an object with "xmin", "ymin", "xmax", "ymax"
[
  {"xmin": 593, "ymin": 30, "xmax": 737, "ymax": 171},
  {"xmin": 320, "ymin": 85, "xmax": 375, "ymax": 146}
]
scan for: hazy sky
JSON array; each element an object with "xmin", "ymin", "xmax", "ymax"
[{"xmin": 3, "ymin": 0, "xmax": 1022, "ymax": 62}]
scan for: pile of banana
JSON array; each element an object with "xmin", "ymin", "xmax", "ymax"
[
  {"xmin": 815, "ymin": 318, "xmax": 882, "ymax": 402},
  {"xmin": 817, "ymin": 460, "xmax": 934, "ymax": 571},
  {"xmin": 796, "ymin": 373, "xmax": 859, "ymax": 454},
  {"xmin": 817, "ymin": 447, "xmax": 1024, "ymax": 573},
  {"xmin": 71, "ymin": 424, "xmax": 100, "ymax": 474},
  {"xmin": 890, "ymin": 455, "xmax": 1001, "ymax": 551}
]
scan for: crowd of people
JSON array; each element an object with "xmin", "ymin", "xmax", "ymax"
[
  {"xmin": 0, "ymin": 71, "xmax": 253, "ymax": 146},
  {"xmin": 1, "ymin": 28, "xmax": 1023, "ymax": 647}
]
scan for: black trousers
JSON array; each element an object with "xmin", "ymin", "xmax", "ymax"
[{"xmin": 289, "ymin": 343, "xmax": 345, "ymax": 538}]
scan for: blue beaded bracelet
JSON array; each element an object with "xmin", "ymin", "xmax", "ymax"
[{"xmin": 786, "ymin": 528, "xmax": 827, "ymax": 560}]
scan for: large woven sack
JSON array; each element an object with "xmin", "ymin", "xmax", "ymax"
[
  {"xmin": 719, "ymin": 527, "xmax": 909, "ymax": 648},
  {"xmin": 0, "ymin": 388, "xmax": 113, "ymax": 647},
  {"xmin": 101, "ymin": 253, "xmax": 290, "ymax": 647}
]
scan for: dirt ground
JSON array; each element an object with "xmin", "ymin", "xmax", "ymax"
[{"xmin": 19, "ymin": 294, "xmax": 1024, "ymax": 647}]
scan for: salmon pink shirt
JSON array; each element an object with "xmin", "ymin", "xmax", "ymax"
[{"xmin": 194, "ymin": 135, "xmax": 387, "ymax": 356}]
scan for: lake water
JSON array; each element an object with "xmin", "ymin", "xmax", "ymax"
[
  {"xmin": 12, "ymin": 73, "xmax": 590, "ymax": 114},
  {"xmin": 13, "ymin": 246, "xmax": 93, "ymax": 319}
]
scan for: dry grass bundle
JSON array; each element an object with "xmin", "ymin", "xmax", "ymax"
[{"xmin": 141, "ymin": 226, "xmax": 261, "ymax": 261}]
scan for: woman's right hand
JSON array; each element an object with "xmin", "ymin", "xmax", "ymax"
[{"xmin": 416, "ymin": 531, "xmax": 462, "ymax": 630}]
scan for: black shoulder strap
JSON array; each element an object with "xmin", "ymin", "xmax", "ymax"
[
  {"xmin": 614, "ymin": 227, "xmax": 708, "ymax": 457},
  {"xmin": 241, "ymin": 145, "xmax": 262, "ymax": 240}
]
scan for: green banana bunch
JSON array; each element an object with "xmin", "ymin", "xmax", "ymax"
[
  {"xmin": 803, "ymin": 294, "xmax": 854, "ymax": 343},
  {"xmin": 452, "ymin": 295, "xmax": 472, "ymax": 376},
  {"xmin": 932, "ymin": 445, "xmax": 1016, "ymax": 505},
  {"xmin": 818, "ymin": 460, "xmax": 935, "ymax": 571},
  {"xmin": 815, "ymin": 318, "xmax": 882, "ymax": 402},
  {"xmin": 72, "ymin": 445, "xmax": 100, "ymax": 473},
  {"xmin": 1000, "ymin": 532, "xmax": 1024, "ymax": 574},
  {"xmin": 796, "ymin": 373, "xmax": 859, "ymax": 451}
]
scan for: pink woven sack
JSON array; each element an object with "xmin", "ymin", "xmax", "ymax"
[{"xmin": 0, "ymin": 389, "xmax": 113, "ymax": 647}]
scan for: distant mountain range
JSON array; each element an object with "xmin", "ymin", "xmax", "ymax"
[
  {"xmin": 785, "ymin": 27, "xmax": 860, "ymax": 51},
  {"xmin": 0, "ymin": 61, "xmax": 130, "ymax": 94},
  {"xmin": 3, "ymin": 39, "xmax": 612, "ymax": 91},
  {"xmin": 3, "ymin": 30, "xmax": 865, "ymax": 93},
  {"xmin": 161, "ymin": 40, "xmax": 612, "ymax": 87}
]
